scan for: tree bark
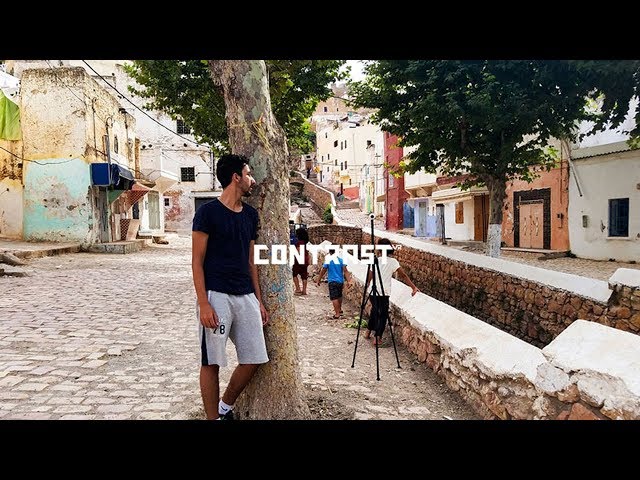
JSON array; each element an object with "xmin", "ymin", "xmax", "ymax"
[
  {"xmin": 485, "ymin": 178, "xmax": 507, "ymax": 258},
  {"xmin": 208, "ymin": 60, "xmax": 310, "ymax": 419}
]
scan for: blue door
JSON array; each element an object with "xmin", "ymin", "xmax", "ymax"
[{"xmin": 403, "ymin": 201, "xmax": 414, "ymax": 228}]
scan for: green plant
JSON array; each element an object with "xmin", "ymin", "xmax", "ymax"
[
  {"xmin": 322, "ymin": 203, "xmax": 333, "ymax": 224},
  {"xmin": 344, "ymin": 316, "xmax": 367, "ymax": 329}
]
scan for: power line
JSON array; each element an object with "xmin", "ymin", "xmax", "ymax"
[
  {"xmin": 0, "ymin": 145, "xmax": 79, "ymax": 165},
  {"xmin": 81, "ymin": 60, "xmax": 208, "ymax": 150}
]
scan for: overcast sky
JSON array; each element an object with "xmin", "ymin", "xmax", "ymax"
[{"xmin": 344, "ymin": 60, "xmax": 366, "ymax": 81}]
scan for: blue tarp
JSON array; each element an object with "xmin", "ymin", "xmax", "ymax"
[{"xmin": 90, "ymin": 163, "xmax": 135, "ymax": 190}]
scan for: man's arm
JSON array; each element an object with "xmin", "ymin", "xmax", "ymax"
[
  {"xmin": 249, "ymin": 240, "xmax": 269, "ymax": 326},
  {"xmin": 397, "ymin": 266, "xmax": 419, "ymax": 296},
  {"xmin": 192, "ymin": 231, "xmax": 218, "ymax": 328}
]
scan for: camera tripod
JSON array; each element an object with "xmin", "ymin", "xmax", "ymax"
[{"xmin": 351, "ymin": 216, "xmax": 401, "ymax": 380}]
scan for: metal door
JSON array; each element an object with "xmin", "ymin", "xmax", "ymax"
[{"xmin": 148, "ymin": 191, "xmax": 160, "ymax": 230}]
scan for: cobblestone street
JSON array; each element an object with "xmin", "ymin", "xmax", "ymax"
[{"xmin": 0, "ymin": 238, "xmax": 203, "ymax": 419}]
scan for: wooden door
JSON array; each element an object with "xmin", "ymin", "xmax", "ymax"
[
  {"xmin": 474, "ymin": 195, "xmax": 489, "ymax": 241},
  {"xmin": 519, "ymin": 200, "xmax": 544, "ymax": 249},
  {"xmin": 530, "ymin": 202, "xmax": 543, "ymax": 249},
  {"xmin": 519, "ymin": 203, "xmax": 531, "ymax": 248}
]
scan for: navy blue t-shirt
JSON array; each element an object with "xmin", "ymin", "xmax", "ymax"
[{"xmin": 192, "ymin": 198, "xmax": 259, "ymax": 295}]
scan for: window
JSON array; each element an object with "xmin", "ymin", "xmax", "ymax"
[
  {"xmin": 340, "ymin": 162, "xmax": 343, "ymax": 170},
  {"xmin": 344, "ymin": 140, "xmax": 347, "ymax": 148},
  {"xmin": 323, "ymin": 106, "xmax": 328, "ymax": 112},
  {"xmin": 177, "ymin": 119, "xmax": 191, "ymax": 134},
  {"xmin": 327, "ymin": 153, "xmax": 330, "ymax": 160},
  {"xmin": 113, "ymin": 135, "xmax": 119, "ymax": 154},
  {"xmin": 609, "ymin": 198, "xmax": 629, "ymax": 237},
  {"xmin": 181, "ymin": 167, "xmax": 195, "ymax": 182},
  {"xmin": 325, "ymin": 132, "xmax": 328, "ymax": 138},
  {"xmin": 389, "ymin": 173, "xmax": 395, "ymax": 187},
  {"xmin": 366, "ymin": 140, "xmax": 372, "ymax": 147},
  {"xmin": 334, "ymin": 159, "xmax": 337, "ymax": 166},
  {"xmin": 334, "ymin": 140, "xmax": 338, "ymax": 148},
  {"xmin": 455, "ymin": 202, "xmax": 464, "ymax": 224},
  {"xmin": 344, "ymin": 161, "xmax": 347, "ymax": 169},
  {"xmin": 164, "ymin": 198, "xmax": 170, "ymax": 207}
]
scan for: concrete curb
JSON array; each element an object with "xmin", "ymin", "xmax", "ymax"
[{"xmin": 5, "ymin": 245, "xmax": 82, "ymax": 260}]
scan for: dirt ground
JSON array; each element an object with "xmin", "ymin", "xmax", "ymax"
[
  {"xmin": 291, "ymin": 204, "xmax": 478, "ymax": 419},
  {"xmin": 298, "ymin": 272, "xmax": 479, "ymax": 420}
]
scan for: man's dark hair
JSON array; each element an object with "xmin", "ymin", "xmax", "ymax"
[
  {"xmin": 216, "ymin": 154, "xmax": 249, "ymax": 188},
  {"xmin": 295, "ymin": 227, "xmax": 309, "ymax": 243},
  {"xmin": 377, "ymin": 237, "xmax": 394, "ymax": 255}
]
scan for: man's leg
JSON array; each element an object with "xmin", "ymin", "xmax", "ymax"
[
  {"xmin": 200, "ymin": 364, "xmax": 220, "ymax": 420},
  {"xmin": 221, "ymin": 363, "xmax": 261, "ymax": 405},
  {"xmin": 293, "ymin": 275, "xmax": 301, "ymax": 293}
]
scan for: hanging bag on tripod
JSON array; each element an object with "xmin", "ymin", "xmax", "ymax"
[{"xmin": 368, "ymin": 293, "xmax": 390, "ymax": 338}]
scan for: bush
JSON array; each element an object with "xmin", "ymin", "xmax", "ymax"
[{"xmin": 322, "ymin": 203, "xmax": 333, "ymax": 224}]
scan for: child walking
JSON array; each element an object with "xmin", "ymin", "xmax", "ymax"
[{"xmin": 316, "ymin": 249, "xmax": 352, "ymax": 319}]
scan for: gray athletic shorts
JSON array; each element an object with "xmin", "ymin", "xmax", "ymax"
[{"xmin": 198, "ymin": 291, "xmax": 269, "ymax": 367}]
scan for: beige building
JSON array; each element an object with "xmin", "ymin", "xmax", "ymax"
[
  {"xmin": 316, "ymin": 119, "xmax": 383, "ymax": 193},
  {"xmin": 1, "ymin": 67, "xmax": 138, "ymax": 244},
  {"xmin": 7, "ymin": 60, "xmax": 217, "ymax": 236}
]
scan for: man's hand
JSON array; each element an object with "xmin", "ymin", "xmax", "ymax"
[
  {"xmin": 199, "ymin": 302, "xmax": 219, "ymax": 329},
  {"xmin": 411, "ymin": 286, "xmax": 419, "ymax": 296},
  {"xmin": 259, "ymin": 301, "xmax": 270, "ymax": 326}
]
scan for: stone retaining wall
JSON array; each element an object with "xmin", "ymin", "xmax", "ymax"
[
  {"xmin": 310, "ymin": 224, "xmax": 640, "ymax": 347},
  {"xmin": 296, "ymin": 176, "xmax": 336, "ymax": 222},
  {"xmin": 331, "ymin": 246, "xmax": 640, "ymax": 420}
]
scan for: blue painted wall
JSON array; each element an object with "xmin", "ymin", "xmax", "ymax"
[{"xmin": 23, "ymin": 158, "xmax": 93, "ymax": 242}]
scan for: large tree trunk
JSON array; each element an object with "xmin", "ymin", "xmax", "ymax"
[
  {"xmin": 485, "ymin": 178, "xmax": 507, "ymax": 258},
  {"xmin": 208, "ymin": 60, "xmax": 310, "ymax": 419}
]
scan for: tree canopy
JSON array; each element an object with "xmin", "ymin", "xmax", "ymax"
[
  {"xmin": 349, "ymin": 60, "xmax": 640, "ymax": 255},
  {"xmin": 125, "ymin": 60, "xmax": 346, "ymax": 155}
]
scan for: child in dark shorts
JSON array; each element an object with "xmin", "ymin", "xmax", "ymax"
[
  {"xmin": 292, "ymin": 227, "xmax": 310, "ymax": 295},
  {"xmin": 316, "ymin": 250, "xmax": 352, "ymax": 319}
]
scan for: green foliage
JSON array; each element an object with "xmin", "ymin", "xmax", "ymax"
[
  {"xmin": 124, "ymin": 60, "xmax": 346, "ymax": 155},
  {"xmin": 344, "ymin": 316, "xmax": 367, "ymax": 329},
  {"xmin": 349, "ymin": 60, "xmax": 640, "ymax": 208},
  {"xmin": 322, "ymin": 203, "xmax": 333, "ymax": 224}
]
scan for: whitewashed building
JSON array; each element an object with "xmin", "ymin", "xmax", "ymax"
[{"xmin": 568, "ymin": 99, "xmax": 640, "ymax": 261}]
